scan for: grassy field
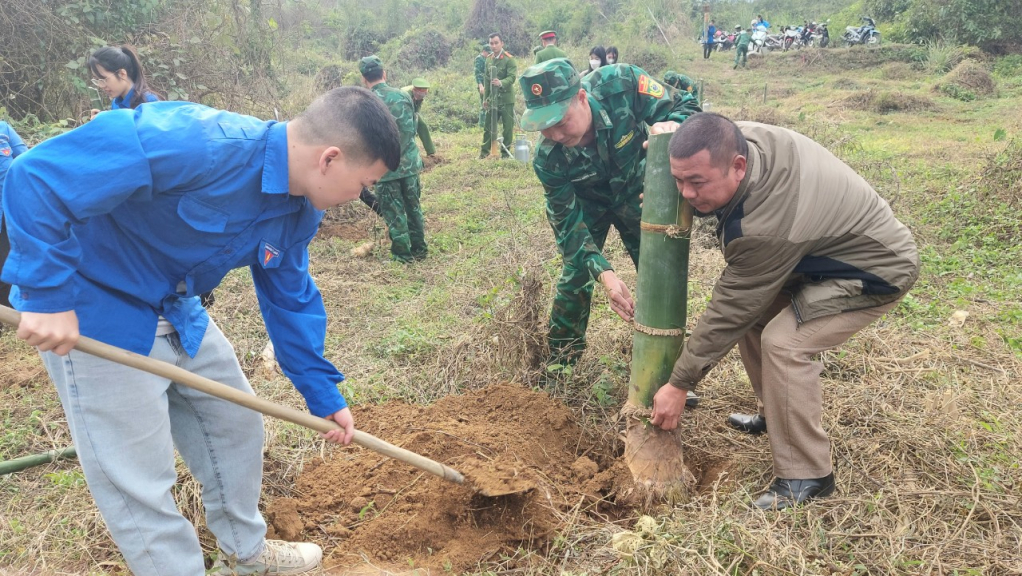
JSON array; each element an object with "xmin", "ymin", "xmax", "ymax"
[{"xmin": 1, "ymin": 40, "xmax": 1020, "ymax": 575}]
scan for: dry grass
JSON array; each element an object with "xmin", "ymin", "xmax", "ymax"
[
  {"xmin": 935, "ymin": 60, "xmax": 997, "ymax": 99},
  {"xmin": 3, "ymin": 44, "xmax": 1022, "ymax": 576},
  {"xmin": 842, "ymin": 89, "xmax": 938, "ymax": 115}
]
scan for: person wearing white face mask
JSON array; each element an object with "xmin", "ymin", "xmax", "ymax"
[
  {"xmin": 587, "ymin": 46, "xmax": 607, "ymax": 74},
  {"xmin": 606, "ymin": 46, "xmax": 619, "ymax": 65}
]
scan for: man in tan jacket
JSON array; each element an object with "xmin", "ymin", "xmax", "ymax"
[{"xmin": 649, "ymin": 113, "xmax": 919, "ymax": 509}]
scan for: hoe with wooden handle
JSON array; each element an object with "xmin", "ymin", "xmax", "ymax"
[{"xmin": 0, "ymin": 305, "xmax": 465, "ymax": 485}]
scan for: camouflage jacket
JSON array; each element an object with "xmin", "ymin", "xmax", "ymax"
[
  {"xmin": 535, "ymin": 45, "xmax": 568, "ymax": 64},
  {"xmin": 372, "ymin": 82, "xmax": 422, "ymax": 182},
  {"xmin": 533, "ymin": 64, "xmax": 701, "ymax": 280},
  {"xmin": 474, "ymin": 54, "xmax": 487, "ymax": 86},
  {"xmin": 402, "ymin": 86, "xmax": 436, "ymax": 156},
  {"xmin": 736, "ymin": 31, "xmax": 752, "ymax": 49},
  {"xmin": 483, "ymin": 51, "xmax": 517, "ymax": 106}
]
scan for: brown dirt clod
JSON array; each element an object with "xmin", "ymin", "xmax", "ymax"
[{"xmin": 273, "ymin": 384, "xmax": 635, "ymax": 574}]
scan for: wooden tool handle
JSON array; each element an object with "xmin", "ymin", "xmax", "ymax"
[{"xmin": 0, "ymin": 306, "xmax": 464, "ymax": 484}]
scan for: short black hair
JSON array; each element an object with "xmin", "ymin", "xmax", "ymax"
[
  {"xmin": 489, "ymin": 32, "xmax": 502, "ymax": 41},
  {"xmin": 668, "ymin": 113, "xmax": 748, "ymax": 170},
  {"xmin": 293, "ymin": 87, "xmax": 400, "ymax": 171},
  {"xmin": 361, "ymin": 67, "xmax": 384, "ymax": 83}
]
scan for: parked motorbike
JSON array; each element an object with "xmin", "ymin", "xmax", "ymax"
[
  {"xmin": 782, "ymin": 26, "xmax": 800, "ymax": 51},
  {"xmin": 843, "ymin": 16, "xmax": 880, "ymax": 46},
  {"xmin": 715, "ymin": 32, "xmax": 736, "ymax": 51},
  {"xmin": 800, "ymin": 25, "xmax": 815, "ymax": 48},
  {"xmin": 751, "ymin": 28, "xmax": 783, "ymax": 53}
]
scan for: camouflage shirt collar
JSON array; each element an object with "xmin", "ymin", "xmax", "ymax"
[{"xmin": 588, "ymin": 93, "xmax": 613, "ymax": 132}]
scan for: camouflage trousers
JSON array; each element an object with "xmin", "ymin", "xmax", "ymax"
[
  {"xmin": 480, "ymin": 103, "xmax": 515, "ymax": 158},
  {"xmin": 376, "ymin": 175, "xmax": 427, "ymax": 263},
  {"xmin": 549, "ymin": 196, "xmax": 642, "ymax": 365},
  {"xmin": 734, "ymin": 46, "xmax": 749, "ymax": 68}
]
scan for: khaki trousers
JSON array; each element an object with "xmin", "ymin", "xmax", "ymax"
[{"xmin": 738, "ymin": 291, "xmax": 899, "ymax": 478}]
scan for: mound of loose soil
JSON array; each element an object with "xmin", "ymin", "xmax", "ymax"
[
  {"xmin": 266, "ymin": 385, "xmax": 635, "ymax": 574},
  {"xmin": 421, "ymin": 154, "xmax": 446, "ymax": 173}
]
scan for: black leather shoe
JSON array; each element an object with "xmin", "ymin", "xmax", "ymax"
[
  {"xmin": 752, "ymin": 473, "xmax": 836, "ymax": 510},
  {"xmin": 728, "ymin": 413, "xmax": 767, "ymax": 434}
]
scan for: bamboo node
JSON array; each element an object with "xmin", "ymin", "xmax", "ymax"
[
  {"xmin": 633, "ymin": 320, "xmax": 684, "ymax": 337},
  {"xmin": 620, "ymin": 402, "xmax": 652, "ymax": 421},
  {"xmin": 640, "ymin": 221, "xmax": 691, "ymax": 238}
]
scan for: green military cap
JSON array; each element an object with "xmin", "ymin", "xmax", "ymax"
[
  {"xmin": 411, "ymin": 77, "xmax": 430, "ymax": 89},
  {"xmin": 663, "ymin": 71, "xmax": 695, "ymax": 92},
  {"xmin": 539, "ymin": 30, "xmax": 557, "ymax": 40},
  {"xmin": 358, "ymin": 55, "xmax": 383, "ymax": 76},
  {"xmin": 518, "ymin": 58, "xmax": 581, "ymax": 131}
]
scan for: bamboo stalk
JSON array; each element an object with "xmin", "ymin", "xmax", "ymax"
[
  {"xmin": 627, "ymin": 132, "xmax": 691, "ymax": 408},
  {"xmin": 622, "ymin": 132, "xmax": 695, "ymax": 506},
  {"xmin": 0, "ymin": 446, "xmax": 77, "ymax": 476}
]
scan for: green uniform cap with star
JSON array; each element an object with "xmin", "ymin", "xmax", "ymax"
[
  {"xmin": 518, "ymin": 58, "xmax": 581, "ymax": 131},
  {"xmin": 411, "ymin": 77, "xmax": 430, "ymax": 89},
  {"xmin": 359, "ymin": 55, "xmax": 383, "ymax": 76}
]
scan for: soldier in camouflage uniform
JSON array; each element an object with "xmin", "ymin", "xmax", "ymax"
[
  {"xmin": 360, "ymin": 56, "xmax": 427, "ymax": 263},
  {"xmin": 402, "ymin": 77, "xmax": 436, "ymax": 156},
  {"xmin": 480, "ymin": 33, "xmax": 517, "ymax": 159},
  {"xmin": 663, "ymin": 71, "xmax": 700, "ymax": 101},
  {"xmin": 519, "ymin": 59, "xmax": 701, "ymax": 365},
  {"xmin": 473, "ymin": 43, "xmax": 491, "ymax": 128}
]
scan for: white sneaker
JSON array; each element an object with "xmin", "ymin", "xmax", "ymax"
[{"xmin": 211, "ymin": 540, "xmax": 322, "ymax": 575}]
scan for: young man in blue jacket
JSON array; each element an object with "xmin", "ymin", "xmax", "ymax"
[{"xmin": 1, "ymin": 87, "xmax": 399, "ymax": 576}]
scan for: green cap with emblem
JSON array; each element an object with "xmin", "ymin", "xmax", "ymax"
[
  {"xmin": 358, "ymin": 55, "xmax": 383, "ymax": 76},
  {"xmin": 410, "ymin": 77, "xmax": 430, "ymax": 89},
  {"xmin": 518, "ymin": 58, "xmax": 581, "ymax": 131}
]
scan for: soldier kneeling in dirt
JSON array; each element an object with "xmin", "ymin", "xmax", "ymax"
[
  {"xmin": 649, "ymin": 113, "xmax": 920, "ymax": 510},
  {"xmin": 2, "ymin": 88, "xmax": 399, "ymax": 575}
]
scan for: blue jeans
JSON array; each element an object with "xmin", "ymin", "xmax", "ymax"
[{"xmin": 41, "ymin": 320, "xmax": 267, "ymax": 576}]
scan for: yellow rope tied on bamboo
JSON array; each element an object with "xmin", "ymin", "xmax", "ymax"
[
  {"xmin": 632, "ymin": 320, "xmax": 684, "ymax": 337},
  {"xmin": 640, "ymin": 221, "xmax": 691, "ymax": 238}
]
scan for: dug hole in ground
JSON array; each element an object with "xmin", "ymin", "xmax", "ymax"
[{"xmin": 264, "ymin": 383, "xmax": 723, "ymax": 574}]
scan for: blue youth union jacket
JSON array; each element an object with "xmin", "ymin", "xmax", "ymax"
[{"xmin": 1, "ymin": 102, "xmax": 348, "ymax": 417}]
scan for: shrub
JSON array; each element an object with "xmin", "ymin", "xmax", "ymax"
[
  {"xmin": 627, "ymin": 47, "xmax": 670, "ymax": 76},
  {"xmin": 394, "ymin": 29, "xmax": 453, "ymax": 71},
  {"xmin": 917, "ymin": 40, "xmax": 969, "ymax": 75},
  {"xmin": 992, "ymin": 54, "xmax": 1022, "ymax": 78}
]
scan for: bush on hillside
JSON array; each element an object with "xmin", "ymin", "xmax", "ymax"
[
  {"xmin": 626, "ymin": 46, "xmax": 671, "ymax": 76},
  {"xmin": 394, "ymin": 29, "xmax": 454, "ymax": 71},
  {"xmin": 464, "ymin": 0, "xmax": 530, "ymax": 56}
]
